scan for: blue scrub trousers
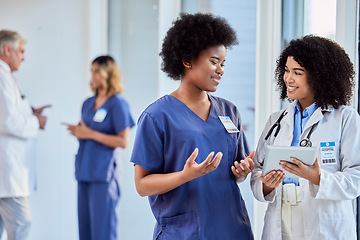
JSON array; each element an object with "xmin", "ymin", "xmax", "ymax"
[{"xmin": 77, "ymin": 177, "xmax": 120, "ymax": 240}]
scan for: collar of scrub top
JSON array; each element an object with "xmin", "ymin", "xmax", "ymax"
[{"xmin": 0, "ymin": 59, "xmax": 25, "ymax": 100}]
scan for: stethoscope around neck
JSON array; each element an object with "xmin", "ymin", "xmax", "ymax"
[
  {"xmin": 260, "ymin": 110, "xmax": 318, "ymax": 166},
  {"xmin": 265, "ymin": 109, "xmax": 318, "ymax": 147}
]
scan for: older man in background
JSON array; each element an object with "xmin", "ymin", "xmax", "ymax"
[{"xmin": 0, "ymin": 30, "xmax": 49, "ymax": 240}]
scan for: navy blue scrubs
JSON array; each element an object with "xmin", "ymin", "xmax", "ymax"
[
  {"xmin": 131, "ymin": 94, "xmax": 253, "ymax": 240},
  {"xmin": 75, "ymin": 93, "xmax": 134, "ymax": 240}
]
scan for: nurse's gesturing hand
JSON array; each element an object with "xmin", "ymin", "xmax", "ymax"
[
  {"xmin": 231, "ymin": 150, "xmax": 255, "ymax": 181},
  {"xmin": 134, "ymin": 148, "xmax": 223, "ymax": 197},
  {"xmin": 182, "ymin": 148, "xmax": 223, "ymax": 182},
  {"xmin": 68, "ymin": 120, "xmax": 92, "ymax": 139}
]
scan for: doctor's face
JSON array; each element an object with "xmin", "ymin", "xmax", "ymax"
[
  {"xmin": 184, "ymin": 45, "xmax": 226, "ymax": 92},
  {"xmin": 283, "ymin": 56, "xmax": 315, "ymax": 110},
  {"xmin": 7, "ymin": 42, "xmax": 25, "ymax": 72}
]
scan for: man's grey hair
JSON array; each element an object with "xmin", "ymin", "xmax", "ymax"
[{"xmin": 0, "ymin": 30, "xmax": 26, "ymax": 55}]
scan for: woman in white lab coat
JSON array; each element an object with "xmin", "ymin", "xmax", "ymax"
[{"xmin": 251, "ymin": 35, "xmax": 360, "ymax": 240}]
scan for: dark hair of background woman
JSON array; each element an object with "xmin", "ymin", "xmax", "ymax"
[
  {"xmin": 275, "ymin": 35, "xmax": 355, "ymax": 109},
  {"xmin": 160, "ymin": 12, "xmax": 238, "ymax": 80}
]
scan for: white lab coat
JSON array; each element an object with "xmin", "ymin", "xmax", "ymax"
[
  {"xmin": 251, "ymin": 101, "xmax": 360, "ymax": 240},
  {"xmin": 0, "ymin": 59, "xmax": 39, "ymax": 198}
]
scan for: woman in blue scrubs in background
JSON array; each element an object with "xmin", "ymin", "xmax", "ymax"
[
  {"xmin": 67, "ymin": 55, "xmax": 134, "ymax": 240},
  {"xmin": 130, "ymin": 13, "xmax": 254, "ymax": 240}
]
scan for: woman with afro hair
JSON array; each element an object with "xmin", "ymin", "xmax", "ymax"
[
  {"xmin": 130, "ymin": 13, "xmax": 254, "ymax": 240},
  {"xmin": 251, "ymin": 35, "xmax": 360, "ymax": 239}
]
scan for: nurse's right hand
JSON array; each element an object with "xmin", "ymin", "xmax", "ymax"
[
  {"xmin": 181, "ymin": 148, "xmax": 223, "ymax": 182},
  {"xmin": 258, "ymin": 170, "xmax": 285, "ymax": 196}
]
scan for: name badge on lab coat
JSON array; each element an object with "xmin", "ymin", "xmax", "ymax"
[
  {"xmin": 219, "ymin": 116, "xmax": 240, "ymax": 133},
  {"xmin": 93, "ymin": 108, "xmax": 107, "ymax": 122},
  {"xmin": 320, "ymin": 142, "xmax": 336, "ymax": 165}
]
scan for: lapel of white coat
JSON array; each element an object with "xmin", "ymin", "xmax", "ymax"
[{"xmin": 303, "ymin": 105, "xmax": 334, "ymax": 132}]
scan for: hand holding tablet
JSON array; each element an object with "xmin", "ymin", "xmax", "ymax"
[{"xmin": 262, "ymin": 145, "xmax": 318, "ymax": 177}]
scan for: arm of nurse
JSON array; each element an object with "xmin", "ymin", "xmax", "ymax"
[{"xmin": 134, "ymin": 148, "xmax": 223, "ymax": 197}]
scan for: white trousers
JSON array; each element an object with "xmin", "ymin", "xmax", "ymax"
[
  {"xmin": 281, "ymin": 184, "xmax": 304, "ymax": 240},
  {"xmin": 0, "ymin": 197, "xmax": 31, "ymax": 240}
]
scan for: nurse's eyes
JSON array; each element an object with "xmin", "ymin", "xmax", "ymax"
[{"xmin": 210, "ymin": 60, "xmax": 225, "ymax": 67}]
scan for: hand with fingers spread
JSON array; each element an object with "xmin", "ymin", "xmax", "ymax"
[
  {"xmin": 134, "ymin": 148, "xmax": 223, "ymax": 197},
  {"xmin": 231, "ymin": 150, "xmax": 255, "ymax": 181},
  {"xmin": 258, "ymin": 170, "xmax": 285, "ymax": 196},
  {"xmin": 280, "ymin": 157, "xmax": 321, "ymax": 185},
  {"xmin": 182, "ymin": 148, "xmax": 223, "ymax": 182}
]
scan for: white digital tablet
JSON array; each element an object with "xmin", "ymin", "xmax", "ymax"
[{"xmin": 262, "ymin": 145, "xmax": 318, "ymax": 177}]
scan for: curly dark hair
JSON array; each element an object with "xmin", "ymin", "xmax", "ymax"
[
  {"xmin": 275, "ymin": 35, "xmax": 355, "ymax": 109},
  {"xmin": 159, "ymin": 13, "xmax": 238, "ymax": 80}
]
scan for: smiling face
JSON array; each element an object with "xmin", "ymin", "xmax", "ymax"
[
  {"xmin": 284, "ymin": 56, "xmax": 315, "ymax": 110},
  {"xmin": 183, "ymin": 45, "xmax": 226, "ymax": 92}
]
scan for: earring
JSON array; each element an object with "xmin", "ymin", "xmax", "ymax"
[{"xmin": 183, "ymin": 61, "xmax": 192, "ymax": 69}]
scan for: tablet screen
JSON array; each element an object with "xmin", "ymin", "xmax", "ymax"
[{"xmin": 262, "ymin": 145, "xmax": 318, "ymax": 177}]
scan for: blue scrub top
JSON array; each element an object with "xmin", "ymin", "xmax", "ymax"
[
  {"xmin": 76, "ymin": 93, "xmax": 135, "ymax": 182},
  {"xmin": 130, "ymin": 95, "xmax": 253, "ymax": 240}
]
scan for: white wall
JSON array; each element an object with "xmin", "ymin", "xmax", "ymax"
[{"xmin": 0, "ymin": 0, "xmax": 91, "ymax": 239}]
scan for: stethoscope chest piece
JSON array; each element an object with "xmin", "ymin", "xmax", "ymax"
[{"xmin": 299, "ymin": 138, "xmax": 312, "ymax": 147}]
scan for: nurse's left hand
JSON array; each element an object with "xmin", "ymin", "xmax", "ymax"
[
  {"xmin": 280, "ymin": 157, "xmax": 321, "ymax": 185},
  {"xmin": 231, "ymin": 151, "xmax": 255, "ymax": 180}
]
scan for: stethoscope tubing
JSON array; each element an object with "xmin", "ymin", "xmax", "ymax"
[{"xmin": 260, "ymin": 109, "xmax": 319, "ymax": 165}]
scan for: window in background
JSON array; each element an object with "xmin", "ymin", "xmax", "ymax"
[
  {"xmin": 304, "ymin": 0, "xmax": 337, "ymax": 39},
  {"xmin": 280, "ymin": 0, "xmax": 336, "ymax": 110}
]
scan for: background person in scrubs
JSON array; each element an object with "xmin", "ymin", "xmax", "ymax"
[
  {"xmin": 131, "ymin": 13, "xmax": 254, "ymax": 240},
  {"xmin": 66, "ymin": 55, "xmax": 134, "ymax": 240},
  {"xmin": 251, "ymin": 35, "xmax": 360, "ymax": 239}
]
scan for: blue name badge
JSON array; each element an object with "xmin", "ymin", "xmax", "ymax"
[
  {"xmin": 320, "ymin": 141, "xmax": 336, "ymax": 165},
  {"xmin": 93, "ymin": 108, "xmax": 107, "ymax": 122}
]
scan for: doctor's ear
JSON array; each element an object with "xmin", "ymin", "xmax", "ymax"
[
  {"xmin": 2, "ymin": 44, "xmax": 12, "ymax": 56},
  {"xmin": 182, "ymin": 61, "xmax": 192, "ymax": 69}
]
